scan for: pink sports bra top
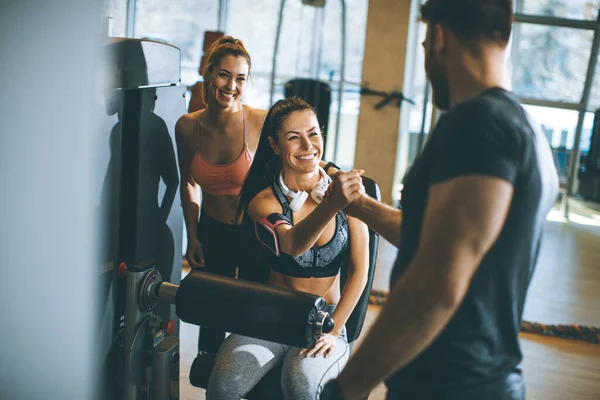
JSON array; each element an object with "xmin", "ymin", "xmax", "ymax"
[{"xmin": 190, "ymin": 106, "xmax": 254, "ymax": 196}]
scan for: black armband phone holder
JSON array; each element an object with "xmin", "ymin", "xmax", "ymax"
[{"xmin": 255, "ymin": 213, "xmax": 292, "ymax": 256}]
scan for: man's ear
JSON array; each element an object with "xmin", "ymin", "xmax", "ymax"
[
  {"xmin": 268, "ymin": 136, "xmax": 280, "ymax": 155},
  {"xmin": 433, "ymin": 23, "xmax": 447, "ymax": 56}
]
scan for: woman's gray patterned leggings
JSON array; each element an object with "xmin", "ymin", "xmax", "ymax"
[{"xmin": 206, "ymin": 328, "xmax": 349, "ymax": 400}]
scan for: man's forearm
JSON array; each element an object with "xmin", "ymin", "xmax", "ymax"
[
  {"xmin": 346, "ymin": 195, "xmax": 402, "ymax": 248},
  {"xmin": 336, "ymin": 259, "xmax": 459, "ymax": 399}
]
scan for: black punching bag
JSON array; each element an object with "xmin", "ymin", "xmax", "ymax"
[{"xmin": 285, "ymin": 78, "xmax": 332, "ymax": 137}]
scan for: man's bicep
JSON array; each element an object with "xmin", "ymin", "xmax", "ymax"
[{"xmin": 414, "ymin": 176, "xmax": 514, "ymax": 299}]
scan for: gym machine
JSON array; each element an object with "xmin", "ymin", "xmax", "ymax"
[
  {"xmin": 99, "ymin": 37, "xmax": 186, "ymax": 399},
  {"xmin": 116, "ymin": 260, "xmax": 336, "ymax": 400},
  {"xmin": 101, "ymin": 38, "xmax": 342, "ymax": 400},
  {"xmin": 187, "ymin": 177, "xmax": 381, "ymax": 399},
  {"xmin": 101, "ymin": 35, "xmax": 381, "ymax": 399},
  {"xmin": 578, "ymin": 109, "xmax": 600, "ymax": 202}
]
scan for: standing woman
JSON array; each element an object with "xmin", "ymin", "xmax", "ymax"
[{"xmin": 175, "ymin": 36, "xmax": 267, "ymax": 355}]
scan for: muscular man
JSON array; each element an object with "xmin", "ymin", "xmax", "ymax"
[{"xmin": 322, "ymin": 1, "xmax": 559, "ymax": 399}]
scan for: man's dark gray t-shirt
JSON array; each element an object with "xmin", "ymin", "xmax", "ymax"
[{"xmin": 386, "ymin": 88, "xmax": 559, "ymax": 397}]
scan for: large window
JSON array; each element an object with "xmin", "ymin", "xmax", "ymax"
[
  {"xmin": 523, "ymin": 105, "xmax": 584, "ymax": 180},
  {"xmin": 512, "ymin": 24, "xmax": 594, "ymax": 102},
  {"xmin": 320, "ymin": 0, "xmax": 369, "ymax": 168},
  {"xmin": 227, "ymin": 0, "xmax": 369, "ymax": 169},
  {"xmin": 510, "ymin": 7, "xmax": 599, "ymax": 193},
  {"xmin": 394, "ymin": 0, "xmax": 434, "ymax": 201},
  {"xmin": 398, "ymin": 0, "xmax": 600, "ymax": 211},
  {"xmin": 226, "ymin": 0, "xmax": 280, "ymax": 97},
  {"xmin": 126, "ymin": 0, "xmax": 369, "ymax": 168},
  {"xmin": 103, "ymin": 0, "xmax": 128, "ymax": 37},
  {"xmin": 405, "ymin": 23, "xmax": 433, "ymax": 164},
  {"xmin": 134, "ymin": 0, "xmax": 220, "ymax": 85},
  {"xmin": 320, "ymin": 0, "xmax": 369, "ymax": 83},
  {"xmin": 518, "ymin": 0, "xmax": 599, "ymax": 21},
  {"xmin": 226, "ymin": 0, "xmax": 301, "ymax": 108}
]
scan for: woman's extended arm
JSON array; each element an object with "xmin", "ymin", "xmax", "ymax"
[{"xmin": 248, "ymin": 170, "xmax": 365, "ymax": 256}]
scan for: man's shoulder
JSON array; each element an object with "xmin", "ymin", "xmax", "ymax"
[
  {"xmin": 450, "ymin": 89, "xmax": 521, "ymax": 122},
  {"xmin": 437, "ymin": 89, "xmax": 531, "ymax": 143}
]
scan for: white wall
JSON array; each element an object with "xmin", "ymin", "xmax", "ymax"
[{"xmin": 0, "ymin": 1, "xmax": 102, "ymax": 399}]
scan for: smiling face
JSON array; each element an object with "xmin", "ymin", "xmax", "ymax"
[
  {"xmin": 207, "ymin": 55, "xmax": 249, "ymax": 109},
  {"xmin": 269, "ymin": 110, "xmax": 323, "ymax": 174}
]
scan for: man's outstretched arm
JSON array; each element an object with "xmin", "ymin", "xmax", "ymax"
[
  {"xmin": 334, "ymin": 175, "xmax": 514, "ymax": 400},
  {"xmin": 344, "ymin": 195, "xmax": 403, "ymax": 248}
]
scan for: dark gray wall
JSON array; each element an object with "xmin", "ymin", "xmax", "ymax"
[{"xmin": 1, "ymin": 1, "xmax": 102, "ymax": 399}]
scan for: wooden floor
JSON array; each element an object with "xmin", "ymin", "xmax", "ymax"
[{"xmin": 179, "ymin": 206, "xmax": 600, "ymax": 399}]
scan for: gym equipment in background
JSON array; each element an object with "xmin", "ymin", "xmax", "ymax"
[
  {"xmin": 100, "ymin": 37, "xmax": 185, "ymax": 400},
  {"xmin": 271, "ymin": 0, "xmax": 346, "ymax": 160},
  {"xmin": 114, "ymin": 260, "xmax": 335, "ymax": 400},
  {"xmin": 101, "ymin": 37, "xmax": 342, "ymax": 400},
  {"xmin": 272, "ymin": 1, "xmax": 413, "ymax": 162},
  {"xmin": 578, "ymin": 109, "xmax": 600, "ymax": 202},
  {"xmin": 285, "ymin": 78, "xmax": 332, "ymax": 140}
]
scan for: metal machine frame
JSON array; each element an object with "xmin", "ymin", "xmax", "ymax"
[{"xmin": 115, "ymin": 261, "xmax": 334, "ymax": 400}]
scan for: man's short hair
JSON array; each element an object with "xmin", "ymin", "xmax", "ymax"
[{"xmin": 420, "ymin": 0, "xmax": 513, "ymax": 50}]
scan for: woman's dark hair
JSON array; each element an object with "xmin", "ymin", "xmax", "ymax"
[
  {"xmin": 236, "ymin": 97, "xmax": 316, "ymax": 220},
  {"xmin": 202, "ymin": 36, "xmax": 251, "ymax": 104}
]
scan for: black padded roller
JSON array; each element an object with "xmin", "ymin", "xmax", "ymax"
[{"xmin": 176, "ymin": 270, "xmax": 330, "ymax": 348}]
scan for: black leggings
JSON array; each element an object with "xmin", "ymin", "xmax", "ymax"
[{"xmin": 195, "ymin": 211, "xmax": 268, "ymax": 353}]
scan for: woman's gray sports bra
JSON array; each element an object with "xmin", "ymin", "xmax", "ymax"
[{"xmin": 260, "ymin": 180, "xmax": 349, "ymax": 278}]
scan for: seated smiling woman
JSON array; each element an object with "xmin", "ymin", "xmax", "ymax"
[{"xmin": 205, "ymin": 98, "xmax": 370, "ymax": 400}]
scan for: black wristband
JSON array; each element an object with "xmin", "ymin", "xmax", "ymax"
[
  {"xmin": 324, "ymin": 161, "xmax": 340, "ymax": 174},
  {"xmin": 321, "ymin": 379, "xmax": 344, "ymax": 400}
]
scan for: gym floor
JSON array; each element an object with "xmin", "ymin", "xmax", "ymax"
[{"xmin": 179, "ymin": 201, "xmax": 600, "ymax": 400}]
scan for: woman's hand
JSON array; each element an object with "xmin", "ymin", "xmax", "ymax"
[
  {"xmin": 185, "ymin": 237, "xmax": 205, "ymax": 268},
  {"xmin": 325, "ymin": 169, "xmax": 365, "ymax": 210},
  {"xmin": 299, "ymin": 333, "xmax": 339, "ymax": 358}
]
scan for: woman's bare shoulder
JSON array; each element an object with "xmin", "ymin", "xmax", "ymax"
[
  {"xmin": 245, "ymin": 105, "xmax": 268, "ymax": 122},
  {"xmin": 176, "ymin": 109, "xmax": 204, "ymax": 132},
  {"xmin": 175, "ymin": 110, "xmax": 205, "ymax": 146},
  {"xmin": 248, "ymin": 186, "xmax": 281, "ymax": 219}
]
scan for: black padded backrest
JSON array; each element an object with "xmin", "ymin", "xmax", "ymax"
[{"xmin": 340, "ymin": 176, "xmax": 380, "ymax": 343}]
